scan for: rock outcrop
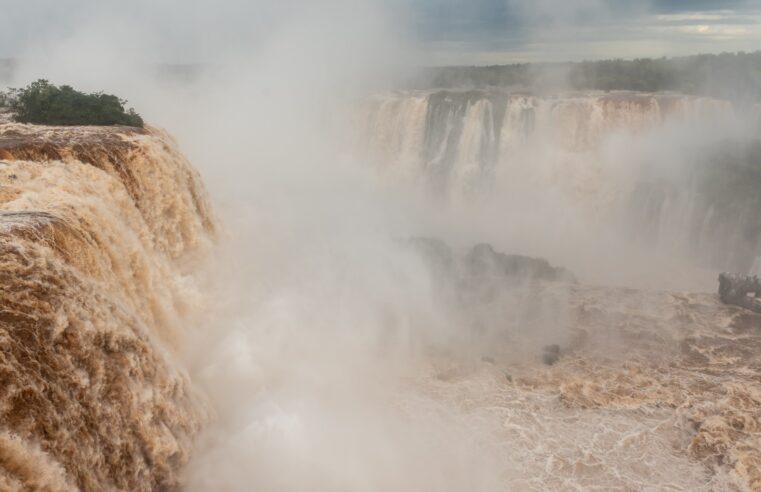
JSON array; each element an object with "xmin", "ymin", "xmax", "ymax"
[{"xmin": 718, "ymin": 272, "xmax": 761, "ymax": 314}]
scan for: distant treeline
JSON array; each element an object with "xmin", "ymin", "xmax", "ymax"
[
  {"xmin": 420, "ymin": 51, "xmax": 761, "ymax": 103},
  {"xmin": 4, "ymin": 52, "xmax": 761, "ymax": 103}
]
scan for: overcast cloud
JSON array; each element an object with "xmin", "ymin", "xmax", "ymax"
[
  {"xmin": 412, "ymin": 0, "xmax": 761, "ymax": 64},
  {"xmin": 0, "ymin": 0, "xmax": 760, "ymax": 65}
]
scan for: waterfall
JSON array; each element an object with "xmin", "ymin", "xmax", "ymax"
[
  {"xmin": 0, "ymin": 118, "xmax": 216, "ymax": 491},
  {"xmin": 360, "ymin": 89, "xmax": 760, "ymax": 274}
]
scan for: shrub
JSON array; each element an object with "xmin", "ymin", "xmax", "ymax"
[{"xmin": 8, "ymin": 79, "xmax": 144, "ymax": 127}]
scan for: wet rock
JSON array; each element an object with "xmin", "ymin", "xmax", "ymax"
[
  {"xmin": 542, "ymin": 344, "xmax": 561, "ymax": 365},
  {"xmin": 465, "ymin": 243, "xmax": 577, "ymax": 283},
  {"xmin": 408, "ymin": 237, "xmax": 576, "ymax": 284},
  {"xmin": 408, "ymin": 237, "xmax": 454, "ymax": 272},
  {"xmin": 718, "ymin": 272, "xmax": 761, "ymax": 314}
]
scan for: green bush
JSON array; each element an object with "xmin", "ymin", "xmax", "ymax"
[{"xmin": 8, "ymin": 79, "xmax": 144, "ymax": 127}]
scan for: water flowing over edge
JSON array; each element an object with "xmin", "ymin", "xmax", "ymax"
[{"xmin": 0, "ymin": 117, "xmax": 216, "ymax": 491}]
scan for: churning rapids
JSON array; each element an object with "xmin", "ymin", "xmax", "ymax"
[
  {"xmin": 0, "ymin": 117, "xmax": 216, "ymax": 491},
  {"xmin": 1, "ymin": 89, "xmax": 761, "ymax": 491}
]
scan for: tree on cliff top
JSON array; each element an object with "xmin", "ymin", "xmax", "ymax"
[{"xmin": 8, "ymin": 79, "xmax": 144, "ymax": 127}]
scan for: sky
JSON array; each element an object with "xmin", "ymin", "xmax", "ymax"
[
  {"xmin": 414, "ymin": 0, "xmax": 761, "ymax": 64},
  {"xmin": 0, "ymin": 0, "xmax": 760, "ymax": 66}
]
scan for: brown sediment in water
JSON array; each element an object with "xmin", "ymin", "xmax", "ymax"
[
  {"xmin": 0, "ymin": 119, "xmax": 216, "ymax": 490},
  {"xmin": 0, "ymin": 121, "xmax": 216, "ymax": 260},
  {"xmin": 510, "ymin": 287, "xmax": 761, "ymax": 491},
  {"xmin": 350, "ymin": 91, "xmax": 758, "ymax": 490},
  {"xmin": 403, "ymin": 286, "xmax": 761, "ymax": 491}
]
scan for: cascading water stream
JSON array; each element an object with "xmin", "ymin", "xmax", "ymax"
[
  {"xmin": 2, "ymin": 85, "xmax": 761, "ymax": 492},
  {"xmin": 359, "ymin": 89, "xmax": 760, "ymax": 278},
  {"xmin": 0, "ymin": 118, "xmax": 216, "ymax": 491}
]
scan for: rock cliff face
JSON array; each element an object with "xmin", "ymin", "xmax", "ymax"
[{"xmin": 0, "ymin": 118, "xmax": 216, "ymax": 491}]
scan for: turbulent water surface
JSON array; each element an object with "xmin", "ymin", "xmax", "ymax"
[
  {"xmin": 1, "ymin": 88, "xmax": 761, "ymax": 492},
  {"xmin": 0, "ymin": 116, "xmax": 215, "ymax": 490}
]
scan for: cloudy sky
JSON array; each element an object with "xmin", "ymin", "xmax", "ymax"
[
  {"xmin": 1, "ymin": 0, "xmax": 760, "ymax": 66},
  {"xmin": 414, "ymin": 0, "xmax": 761, "ymax": 64}
]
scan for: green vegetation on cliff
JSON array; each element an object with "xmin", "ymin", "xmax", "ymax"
[{"xmin": 3, "ymin": 79, "xmax": 144, "ymax": 127}]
